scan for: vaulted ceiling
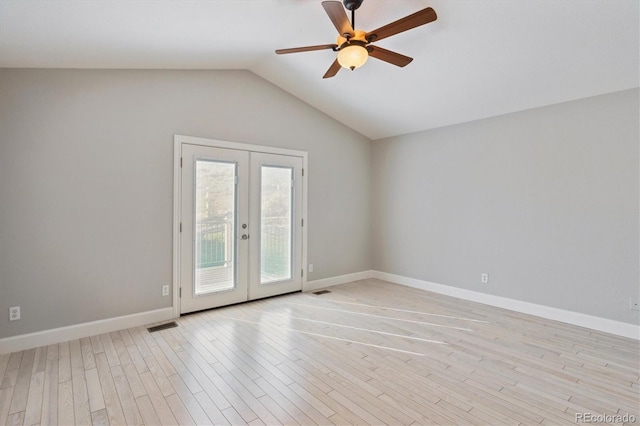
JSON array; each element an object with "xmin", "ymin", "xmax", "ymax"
[{"xmin": 0, "ymin": 0, "xmax": 638, "ymax": 140}]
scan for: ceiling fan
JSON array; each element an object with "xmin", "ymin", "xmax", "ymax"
[{"xmin": 275, "ymin": 0, "xmax": 437, "ymax": 79}]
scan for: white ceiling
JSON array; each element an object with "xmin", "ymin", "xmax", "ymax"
[{"xmin": 0, "ymin": 0, "xmax": 638, "ymax": 140}]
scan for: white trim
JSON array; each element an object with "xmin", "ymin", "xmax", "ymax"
[
  {"xmin": 304, "ymin": 270, "xmax": 373, "ymax": 293},
  {"xmin": 5, "ymin": 271, "xmax": 634, "ymax": 354},
  {"xmin": 0, "ymin": 308, "xmax": 174, "ymax": 355},
  {"xmin": 172, "ymin": 138, "xmax": 182, "ymax": 318},
  {"xmin": 372, "ymin": 271, "xmax": 640, "ymax": 340},
  {"xmin": 175, "ymin": 135, "xmax": 307, "ymax": 158},
  {"xmin": 301, "ymin": 155, "xmax": 309, "ymax": 293}
]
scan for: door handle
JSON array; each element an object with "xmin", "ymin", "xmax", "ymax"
[{"xmin": 241, "ymin": 234, "xmax": 249, "ymax": 240}]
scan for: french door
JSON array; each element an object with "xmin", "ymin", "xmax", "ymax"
[{"xmin": 178, "ymin": 141, "xmax": 304, "ymax": 314}]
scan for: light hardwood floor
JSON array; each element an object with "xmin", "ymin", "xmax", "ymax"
[{"xmin": 1, "ymin": 279, "xmax": 638, "ymax": 425}]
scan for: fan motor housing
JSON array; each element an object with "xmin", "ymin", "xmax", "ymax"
[{"xmin": 343, "ymin": 0, "xmax": 364, "ymax": 11}]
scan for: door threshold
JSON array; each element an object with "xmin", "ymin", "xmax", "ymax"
[{"xmin": 180, "ymin": 290, "xmax": 302, "ymax": 317}]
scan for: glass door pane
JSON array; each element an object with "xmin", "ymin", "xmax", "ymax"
[
  {"xmin": 260, "ymin": 166, "xmax": 293, "ymax": 284},
  {"xmin": 194, "ymin": 159, "xmax": 236, "ymax": 295}
]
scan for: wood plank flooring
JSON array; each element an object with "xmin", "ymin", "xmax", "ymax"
[{"xmin": 1, "ymin": 278, "xmax": 638, "ymax": 425}]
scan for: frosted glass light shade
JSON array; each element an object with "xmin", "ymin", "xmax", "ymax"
[{"xmin": 337, "ymin": 45, "xmax": 368, "ymax": 70}]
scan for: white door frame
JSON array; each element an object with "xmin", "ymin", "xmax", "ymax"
[{"xmin": 172, "ymin": 134, "xmax": 308, "ymax": 318}]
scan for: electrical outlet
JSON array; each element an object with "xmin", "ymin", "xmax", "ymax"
[
  {"xmin": 630, "ymin": 298, "xmax": 639, "ymax": 311},
  {"xmin": 308, "ymin": 264, "xmax": 314, "ymax": 273},
  {"xmin": 9, "ymin": 306, "xmax": 20, "ymax": 321},
  {"xmin": 481, "ymin": 273, "xmax": 489, "ymax": 284},
  {"xmin": 162, "ymin": 285, "xmax": 169, "ymax": 297}
]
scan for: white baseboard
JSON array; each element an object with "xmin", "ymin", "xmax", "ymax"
[
  {"xmin": 304, "ymin": 270, "xmax": 373, "ymax": 293},
  {"xmin": 372, "ymin": 271, "xmax": 640, "ymax": 340},
  {"xmin": 1, "ymin": 269, "xmax": 373, "ymax": 355},
  {"xmin": 0, "ymin": 307, "xmax": 175, "ymax": 354},
  {"xmin": 6, "ymin": 271, "xmax": 634, "ymax": 354}
]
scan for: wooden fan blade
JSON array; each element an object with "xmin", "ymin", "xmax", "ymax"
[
  {"xmin": 276, "ymin": 44, "xmax": 338, "ymax": 55},
  {"xmin": 323, "ymin": 59, "xmax": 342, "ymax": 79},
  {"xmin": 368, "ymin": 46, "xmax": 413, "ymax": 67},
  {"xmin": 322, "ymin": 1, "xmax": 354, "ymax": 37},
  {"xmin": 366, "ymin": 7, "xmax": 437, "ymax": 43}
]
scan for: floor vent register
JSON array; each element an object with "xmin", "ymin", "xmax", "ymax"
[{"xmin": 147, "ymin": 321, "xmax": 178, "ymax": 333}]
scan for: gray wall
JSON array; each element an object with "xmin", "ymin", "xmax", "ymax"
[
  {"xmin": 0, "ymin": 69, "xmax": 372, "ymax": 338},
  {"xmin": 372, "ymin": 89, "xmax": 639, "ymax": 325},
  {"xmin": 1, "ymin": 68, "xmax": 636, "ymax": 340}
]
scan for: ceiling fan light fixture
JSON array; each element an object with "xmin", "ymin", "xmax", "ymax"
[
  {"xmin": 275, "ymin": 1, "xmax": 437, "ymax": 78},
  {"xmin": 337, "ymin": 44, "xmax": 368, "ymax": 70}
]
